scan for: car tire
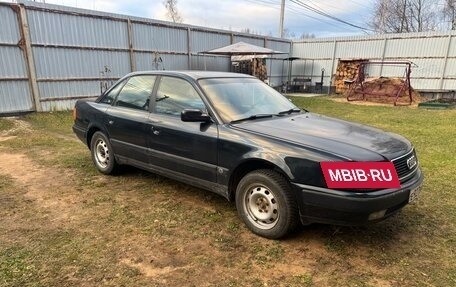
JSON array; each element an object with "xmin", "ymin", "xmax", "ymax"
[
  {"xmin": 235, "ymin": 169, "xmax": 299, "ymax": 239},
  {"xmin": 90, "ymin": 131, "xmax": 118, "ymax": 175}
]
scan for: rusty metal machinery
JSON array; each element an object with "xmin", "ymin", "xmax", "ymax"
[{"xmin": 346, "ymin": 61, "xmax": 415, "ymax": 106}]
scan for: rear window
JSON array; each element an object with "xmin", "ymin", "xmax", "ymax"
[{"xmin": 114, "ymin": 76, "xmax": 156, "ymax": 111}]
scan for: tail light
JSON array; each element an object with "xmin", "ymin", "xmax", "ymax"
[{"xmin": 73, "ymin": 108, "xmax": 77, "ymax": 121}]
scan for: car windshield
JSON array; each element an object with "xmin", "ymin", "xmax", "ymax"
[{"xmin": 198, "ymin": 77, "xmax": 298, "ymax": 123}]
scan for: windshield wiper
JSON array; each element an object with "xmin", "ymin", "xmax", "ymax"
[
  {"xmin": 156, "ymin": 95, "xmax": 169, "ymax": 102},
  {"xmin": 278, "ymin": 108, "xmax": 302, "ymax": 115},
  {"xmin": 230, "ymin": 114, "xmax": 274, "ymax": 124}
]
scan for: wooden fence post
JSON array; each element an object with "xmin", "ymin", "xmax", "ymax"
[
  {"xmin": 17, "ymin": 4, "xmax": 41, "ymax": 111},
  {"xmin": 440, "ymin": 33, "xmax": 452, "ymax": 90},
  {"xmin": 187, "ymin": 27, "xmax": 192, "ymax": 70},
  {"xmin": 127, "ymin": 19, "xmax": 136, "ymax": 72}
]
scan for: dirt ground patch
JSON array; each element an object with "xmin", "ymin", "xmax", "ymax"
[
  {"xmin": 0, "ymin": 152, "xmax": 78, "ymax": 224},
  {"xmin": 0, "ymin": 147, "xmax": 331, "ymax": 286},
  {"xmin": 331, "ymin": 97, "xmax": 397, "ymax": 107},
  {"xmin": 330, "ymin": 96, "xmax": 421, "ymax": 108},
  {"xmin": 0, "ymin": 108, "xmax": 455, "ymax": 287}
]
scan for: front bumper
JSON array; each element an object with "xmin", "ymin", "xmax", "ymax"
[{"xmin": 292, "ymin": 168, "xmax": 424, "ymax": 225}]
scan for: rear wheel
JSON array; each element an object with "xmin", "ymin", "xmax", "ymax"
[
  {"xmin": 90, "ymin": 131, "xmax": 118, "ymax": 175},
  {"xmin": 235, "ymin": 169, "xmax": 299, "ymax": 239}
]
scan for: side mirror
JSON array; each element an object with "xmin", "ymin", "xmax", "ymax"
[{"xmin": 181, "ymin": 109, "xmax": 212, "ymax": 122}]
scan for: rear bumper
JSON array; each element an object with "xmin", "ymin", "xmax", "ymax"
[
  {"xmin": 292, "ymin": 168, "xmax": 424, "ymax": 225},
  {"xmin": 72, "ymin": 124, "xmax": 87, "ymax": 146}
]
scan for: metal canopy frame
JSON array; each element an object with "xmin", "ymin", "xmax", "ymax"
[
  {"xmin": 200, "ymin": 42, "xmax": 287, "ymax": 78},
  {"xmin": 346, "ymin": 61, "xmax": 415, "ymax": 106}
]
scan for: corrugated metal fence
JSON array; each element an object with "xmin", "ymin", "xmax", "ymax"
[
  {"xmin": 2, "ymin": 1, "xmax": 456, "ymax": 115},
  {"xmin": 292, "ymin": 31, "xmax": 456, "ymax": 92},
  {"xmin": 0, "ymin": 4, "xmax": 34, "ymax": 114},
  {"xmin": 0, "ymin": 1, "xmax": 291, "ymax": 114}
]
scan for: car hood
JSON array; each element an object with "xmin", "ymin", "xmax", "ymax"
[{"xmin": 233, "ymin": 113, "xmax": 411, "ymax": 161}]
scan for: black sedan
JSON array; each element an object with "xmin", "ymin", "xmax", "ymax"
[{"xmin": 73, "ymin": 71, "xmax": 423, "ymax": 239}]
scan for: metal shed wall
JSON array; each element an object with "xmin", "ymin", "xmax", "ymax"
[{"xmin": 292, "ymin": 31, "xmax": 456, "ymax": 91}]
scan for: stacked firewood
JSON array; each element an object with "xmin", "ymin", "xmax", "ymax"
[
  {"xmin": 252, "ymin": 58, "xmax": 267, "ymax": 81},
  {"xmin": 335, "ymin": 59, "xmax": 367, "ymax": 94},
  {"xmin": 233, "ymin": 58, "xmax": 267, "ymax": 81}
]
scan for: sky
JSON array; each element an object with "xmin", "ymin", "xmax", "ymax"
[{"xmin": 27, "ymin": 0, "xmax": 375, "ymax": 38}]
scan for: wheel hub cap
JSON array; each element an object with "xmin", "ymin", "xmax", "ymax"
[
  {"xmin": 245, "ymin": 186, "xmax": 279, "ymax": 229},
  {"xmin": 95, "ymin": 139, "xmax": 109, "ymax": 168}
]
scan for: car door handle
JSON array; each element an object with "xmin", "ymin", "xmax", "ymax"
[{"xmin": 151, "ymin": 126, "xmax": 160, "ymax": 135}]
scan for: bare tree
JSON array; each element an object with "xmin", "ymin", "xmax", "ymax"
[
  {"xmin": 299, "ymin": 32, "xmax": 316, "ymax": 39},
  {"xmin": 163, "ymin": 0, "xmax": 183, "ymax": 23},
  {"xmin": 280, "ymin": 29, "xmax": 315, "ymax": 40},
  {"xmin": 442, "ymin": 0, "xmax": 456, "ymax": 29},
  {"xmin": 240, "ymin": 28, "xmax": 261, "ymax": 35},
  {"xmin": 370, "ymin": 0, "xmax": 438, "ymax": 33},
  {"xmin": 282, "ymin": 28, "xmax": 296, "ymax": 39}
]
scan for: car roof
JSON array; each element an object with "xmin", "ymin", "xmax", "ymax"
[{"xmin": 126, "ymin": 70, "xmax": 255, "ymax": 81}]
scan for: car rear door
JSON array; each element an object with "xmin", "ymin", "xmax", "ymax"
[
  {"xmin": 146, "ymin": 76, "xmax": 218, "ymax": 182},
  {"xmin": 105, "ymin": 75, "xmax": 156, "ymax": 163}
]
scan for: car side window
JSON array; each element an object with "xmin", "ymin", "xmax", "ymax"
[
  {"xmin": 99, "ymin": 79, "xmax": 126, "ymax": 104},
  {"xmin": 155, "ymin": 77, "xmax": 206, "ymax": 116},
  {"xmin": 114, "ymin": 76, "xmax": 156, "ymax": 111}
]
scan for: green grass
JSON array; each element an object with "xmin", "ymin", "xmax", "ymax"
[
  {"xmin": 0, "ymin": 247, "xmax": 39, "ymax": 287},
  {"xmin": 290, "ymin": 96, "xmax": 456, "ymax": 286},
  {"xmin": 0, "ymin": 100, "xmax": 455, "ymax": 286},
  {"xmin": 0, "ymin": 174, "xmax": 13, "ymax": 190},
  {"xmin": 22, "ymin": 111, "xmax": 74, "ymax": 135},
  {"xmin": 0, "ymin": 118, "xmax": 14, "ymax": 132}
]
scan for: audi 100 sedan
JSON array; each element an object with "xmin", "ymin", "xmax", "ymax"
[{"xmin": 73, "ymin": 71, "xmax": 424, "ymax": 239}]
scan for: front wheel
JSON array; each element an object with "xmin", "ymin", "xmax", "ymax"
[
  {"xmin": 90, "ymin": 131, "xmax": 118, "ymax": 175},
  {"xmin": 235, "ymin": 169, "xmax": 299, "ymax": 239}
]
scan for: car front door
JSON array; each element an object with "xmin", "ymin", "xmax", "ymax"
[
  {"xmin": 105, "ymin": 75, "xmax": 156, "ymax": 163},
  {"xmin": 147, "ymin": 76, "xmax": 218, "ymax": 183}
]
